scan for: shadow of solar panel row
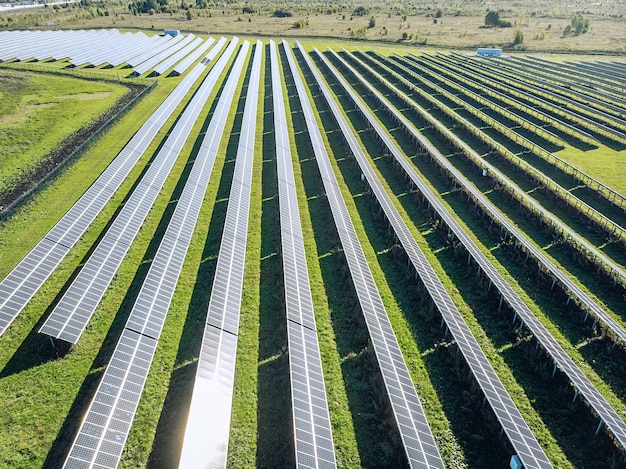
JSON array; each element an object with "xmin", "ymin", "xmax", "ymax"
[
  {"xmin": 340, "ymin": 48, "xmax": 626, "ymax": 457},
  {"xmin": 271, "ymin": 41, "xmax": 337, "ymax": 469},
  {"xmin": 288, "ymin": 41, "xmax": 444, "ymax": 469},
  {"xmin": 178, "ymin": 40, "xmax": 261, "ymax": 469},
  {"xmin": 153, "ymin": 36, "xmax": 203, "ymax": 76},
  {"xmin": 134, "ymin": 33, "xmax": 195, "ymax": 76},
  {"xmin": 63, "ymin": 38, "xmax": 244, "ymax": 469},
  {"xmin": 387, "ymin": 52, "xmax": 626, "ymax": 250},
  {"xmin": 38, "ymin": 39, "xmax": 230, "ymax": 344},
  {"xmin": 0, "ymin": 44, "xmax": 226, "ymax": 339},
  {"xmin": 317, "ymin": 47, "xmax": 552, "ymax": 469},
  {"xmin": 376, "ymin": 51, "xmax": 626, "ymax": 298}
]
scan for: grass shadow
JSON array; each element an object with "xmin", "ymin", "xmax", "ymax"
[{"xmin": 255, "ymin": 42, "xmax": 292, "ymax": 468}]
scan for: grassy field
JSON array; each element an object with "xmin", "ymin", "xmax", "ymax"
[
  {"xmin": 1, "ymin": 3, "xmax": 626, "ymax": 467},
  {"xmin": 2, "ymin": 0, "xmax": 626, "ymax": 54},
  {"xmin": 0, "ymin": 69, "xmax": 128, "ymax": 206}
]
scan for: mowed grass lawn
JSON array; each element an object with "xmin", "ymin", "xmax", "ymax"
[{"xmin": 0, "ymin": 69, "xmax": 128, "ymax": 200}]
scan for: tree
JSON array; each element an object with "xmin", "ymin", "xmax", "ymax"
[
  {"xmin": 485, "ymin": 10, "xmax": 500, "ymax": 27},
  {"xmin": 435, "ymin": 9, "xmax": 443, "ymax": 18},
  {"xmin": 564, "ymin": 14, "xmax": 589, "ymax": 35},
  {"xmin": 186, "ymin": 8, "xmax": 192, "ymax": 20},
  {"xmin": 368, "ymin": 15, "xmax": 375, "ymax": 28},
  {"xmin": 513, "ymin": 28, "xmax": 524, "ymax": 45}
]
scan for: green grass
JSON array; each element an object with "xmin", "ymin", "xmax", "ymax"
[{"xmin": 0, "ymin": 69, "xmax": 128, "ymax": 200}]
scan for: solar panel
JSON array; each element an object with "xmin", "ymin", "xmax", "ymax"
[
  {"xmin": 153, "ymin": 36, "xmax": 203, "ymax": 76},
  {"xmin": 312, "ymin": 45, "xmax": 553, "ymax": 468},
  {"xmin": 39, "ymin": 38, "xmax": 233, "ymax": 344},
  {"xmin": 344, "ymin": 48, "xmax": 626, "ymax": 456},
  {"xmin": 0, "ymin": 48, "xmax": 221, "ymax": 338},
  {"xmin": 377, "ymin": 52, "xmax": 626, "ymax": 343},
  {"xmin": 285, "ymin": 41, "xmax": 445, "ymax": 469},
  {"xmin": 63, "ymin": 38, "xmax": 246, "ymax": 469},
  {"xmin": 178, "ymin": 40, "xmax": 261, "ymax": 469},
  {"xmin": 134, "ymin": 34, "xmax": 196, "ymax": 76},
  {"xmin": 271, "ymin": 40, "xmax": 337, "ymax": 469},
  {"xmin": 172, "ymin": 37, "xmax": 217, "ymax": 76}
]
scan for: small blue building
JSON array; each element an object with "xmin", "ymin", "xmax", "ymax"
[
  {"xmin": 477, "ymin": 47, "xmax": 502, "ymax": 57},
  {"xmin": 164, "ymin": 29, "xmax": 180, "ymax": 37}
]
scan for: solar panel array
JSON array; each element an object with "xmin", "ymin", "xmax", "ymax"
[
  {"xmin": 271, "ymin": 40, "xmax": 337, "ymax": 469},
  {"xmin": 286, "ymin": 41, "xmax": 445, "ymax": 469},
  {"xmin": 372, "ymin": 51, "xmax": 626, "ymax": 343},
  {"xmin": 339, "ymin": 47, "xmax": 626, "ymax": 455},
  {"xmin": 177, "ymin": 39, "xmax": 262, "ymax": 469},
  {"xmin": 0, "ymin": 42, "xmax": 226, "ymax": 338},
  {"xmin": 133, "ymin": 33, "xmax": 196, "ymax": 76},
  {"xmin": 315, "ymin": 47, "xmax": 552, "ymax": 469},
  {"xmin": 38, "ymin": 38, "xmax": 229, "ymax": 345},
  {"xmin": 153, "ymin": 36, "xmax": 204, "ymax": 76},
  {"xmin": 63, "ymin": 37, "xmax": 245, "ymax": 469},
  {"xmin": 0, "ymin": 29, "xmax": 211, "ymax": 73},
  {"xmin": 173, "ymin": 37, "xmax": 218, "ymax": 76}
]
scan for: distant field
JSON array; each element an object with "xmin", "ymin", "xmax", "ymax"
[
  {"xmin": 0, "ymin": 70, "xmax": 128, "ymax": 207},
  {"xmin": 2, "ymin": 0, "xmax": 625, "ymax": 55}
]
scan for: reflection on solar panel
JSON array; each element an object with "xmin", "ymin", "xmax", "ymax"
[
  {"xmin": 285, "ymin": 41, "xmax": 444, "ymax": 469},
  {"xmin": 271, "ymin": 40, "xmax": 337, "ymax": 469},
  {"xmin": 317, "ymin": 47, "xmax": 553, "ymax": 469},
  {"xmin": 63, "ymin": 38, "xmax": 245, "ymax": 469},
  {"xmin": 0, "ymin": 43, "xmax": 224, "ymax": 338},
  {"xmin": 177, "ymin": 40, "xmax": 261, "ymax": 469},
  {"xmin": 38, "ymin": 37, "xmax": 231, "ymax": 345},
  {"xmin": 340, "ymin": 47, "xmax": 626, "ymax": 458}
]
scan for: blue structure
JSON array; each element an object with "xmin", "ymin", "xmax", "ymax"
[{"xmin": 477, "ymin": 47, "xmax": 502, "ymax": 57}]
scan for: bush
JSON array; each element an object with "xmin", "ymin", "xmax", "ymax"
[
  {"xmin": 485, "ymin": 10, "xmax": 512, "ymax": 28},
  {"xmin": 273, "ymin": 9, "xmax": 293, "ymax": 18},
  {"xmin": 564, "ymin": 14, "xmax": 589, "ymax": 35},
  {"xmin": 354, "ymin": 6, "xmax": 369, "ymax": 16},
  {"xmin": 368, "ymin": 16, "xmax": 375, "ymax": 28},
  {"xmin": 513, "ymin": 29, "xmax": 524, "ymax": 45}
]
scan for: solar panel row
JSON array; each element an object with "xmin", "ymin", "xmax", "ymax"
[
  {"xmin": 173, "ymin": 38, "xmax": 217, "ymax": 76},
  {"xmin": 317, "ymin": 47, "xmax": 552, "ymax": 469},
  {"xmin": 339, "ymin": 47, "xmax": 626, "ymax": 457},
  {"xmin": 153, "ymin": 36, "xmax": 203, "ymax": 76},
  {"xmin": 271, "ymin": 40, "xmax": 337, "ymax": 469},
  {"xmin": 177, "ymin": 39, "xmax": 262, "ymax": 469},
  {"xmin": 287, "ymin": 41, "xmax": 445, "ymax": 469},
  {"xmin": 133, "ymin": 33, "xmax": 196, "ymax": 76},
  {"xmin": 0, "ymin": 41, "xmax": 227, "ymax": 338},
  {"xmin": 382, "ymin": 52, "xmax": 626, "ymax": 294},
  {"xmin": 388, "ymin": 52, "xmax": 626, "ymax": 249},
  {"xmin": 38, "ymin": 38, "xmax": 230, "ymax": 345},
  {"xmin": 0, "ymin": 29, "xmax": 208, "ymax": 73},
  {"xmin": 63, "ymin": 37, "xmax": 245, "ymax": 469},
  {"xmin": 447, "ymin": 54, "xmax": 626, "ymax": 143}
]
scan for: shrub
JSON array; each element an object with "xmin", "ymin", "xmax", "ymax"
[
  {"xmin": 513, "ymin": 28, "xmax": 524, "ymax": 45},
  {"xmin": 273, "ymin": 9, "xmax": 293, "ymax": 18}
]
